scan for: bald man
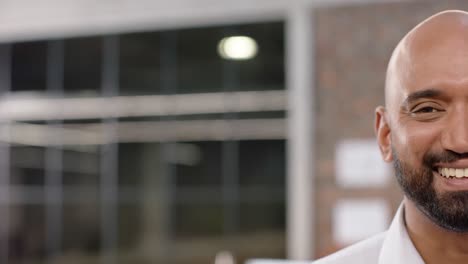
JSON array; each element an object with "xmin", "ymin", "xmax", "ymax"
[{"xmin": 314, "ymin": 10, "xmax": 468, "ymax": 264}]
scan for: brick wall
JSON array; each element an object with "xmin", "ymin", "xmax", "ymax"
[{"xmin": 314, "ymin": 0, "xmax": 468, "ymax": 258}]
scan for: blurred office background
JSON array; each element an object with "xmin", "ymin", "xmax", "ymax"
[{"xmin": 0, "ymin": 0, "xmax": 466, "ymax": 263}]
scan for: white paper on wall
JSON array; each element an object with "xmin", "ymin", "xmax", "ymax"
[
  {"xmin": 332, "ymin": 199, "xmax": 390, "ymax": 245},
  {"xmin": 335, "ymin": 139, "xmax": 391, "ymax": 188}
]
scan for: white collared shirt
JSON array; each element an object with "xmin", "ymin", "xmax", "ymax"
[{"xmin": 313, "ymin": 204, "xmax": 425, "ymax": 264}]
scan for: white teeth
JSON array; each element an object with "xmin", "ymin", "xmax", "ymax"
[
  {"xmin": 450, "ymin": 168, "xmax": 456, "ymax": 176},
  {"xmin": 438, "ymin": 168, "xmax": 468, "ymax": 178}
]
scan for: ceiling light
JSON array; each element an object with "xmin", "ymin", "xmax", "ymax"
[{"xmin": 217, "ymin": 36, "xmax": 258, "ymax": 60}]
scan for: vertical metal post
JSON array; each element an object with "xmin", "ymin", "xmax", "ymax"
[
  {"xmin": 0, "ymin": 44, "xmax": 11, "ymax": 264},
  {"xmin": 222, "ymin": 55, "xmax": 240, "ymax": 235},
  {"xmin": 100, "ymin": 36, "xmax": 119, "ymax": 264},
  {"xmin": 159, "ymin": 31, "xmax": 178, "ymax": 262},
  {"xmin": 222, "ymin": 140, "xmax": 239, "ymax": 234},
  {"xmin": 286, "ymin": 5, "xmax": 315, "ymax": 260},
  {"xmin": 45, "ymin": 40, "xmax": 65, "ymax": 259}
]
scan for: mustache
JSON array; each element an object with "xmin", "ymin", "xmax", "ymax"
[{"xmin": 424, "ymin": 150, "xmax": 468, "ymax": 167}]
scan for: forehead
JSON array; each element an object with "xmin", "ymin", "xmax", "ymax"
[
  {"xmin": 385, "ymin": 12, "xmax": 468, "ymax": 110},
  {"xmin": 397, "ymin": 24, "xmax": 468, "ymax": 98}
]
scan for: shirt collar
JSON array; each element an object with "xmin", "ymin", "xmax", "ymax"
[{"xmin": 378, "ymin": 203, "xmax": 425, "ymax": 264}]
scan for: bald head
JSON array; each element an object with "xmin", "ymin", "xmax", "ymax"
[
  {"xmin": 385, "ymin": 10, "xmax": 468, "ymax": 113},
  {"xmin": 375, "ymin": 10, "xmax": 468, "ymax": 237}
]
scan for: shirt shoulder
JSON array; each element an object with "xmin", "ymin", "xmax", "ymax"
[{"xmin": 312, "ymin": 232, "xmax": 387, "ymax": 264}]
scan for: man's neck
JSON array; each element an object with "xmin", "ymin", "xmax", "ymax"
[{"xmin": 404, "ymin": 198, "xmax": 468, "ymax": 264}]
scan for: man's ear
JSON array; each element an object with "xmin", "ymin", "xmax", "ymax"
[{"xmin": 375, "ymin": 106, "xmax": 393, "ymax": 162}]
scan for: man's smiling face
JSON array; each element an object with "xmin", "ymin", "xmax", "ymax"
[{"xmin": 376, "ymin": 11, "xmax": 468, "ymax": 232}]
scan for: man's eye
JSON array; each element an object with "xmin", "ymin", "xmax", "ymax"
[
  {"xmin": 412, "ymin": 106, "xmax": 442, "ymax": 114},
  {"xmin": 415, "ymin": 107, "xmax": 439, "ymax": 113}
]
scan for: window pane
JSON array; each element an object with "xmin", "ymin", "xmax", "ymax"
[
  {"xmin": 239, "ymin": 140, "xmax": 286, "ymax": 187},
  {"xmin": 11, "ymin": 41, "xmax": 47, "ymax": 92},
  {"xmin": 118, "ymin": 143, "xmax": 146, "ymax": 187},
  {"xmin": 62, "ymin": 204, "xmax": 101, "ymax": 255},
  {"xmin": 9, "ymin": 205, "xmax": 46, "ymax": 262},
  {"xmin": 239, "ymin": 201, "xmax": 285, "ymax": 232},
  {"xmin": 175, "ymin": 142, "xmax": 222, "ymax": 187},
  {"xmin": 62, "ymin": 149, "xmax": 100, "ymax": 187},
  {"xmin": 120, "ymin": 32, "xmax": 162, "ymax": 96},
  {"xmin": 177, "ymin": 27, "xmax": 223, "ymax": 94},
  {"xmin": 10, "ymin": 146, "xmax": 45, "ymax": 186},
  {"xmin": 174, "ymin": 203, "xmax": 223, "ymax": 237},
  {"xmin": 117, "ymin": 204, "xmax": 141, "ymax": 250},
  {"xmin": 63, "ymin": 37, "xmax": 102, "ymax": 96},
  {"xmin": 230, "ymin": 22, "xmax": 285, "ymax": 91}
]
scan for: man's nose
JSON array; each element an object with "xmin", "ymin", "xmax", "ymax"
[{"xmin": 441, "ymin": 109, "xmax": 468, "ymax": 154}]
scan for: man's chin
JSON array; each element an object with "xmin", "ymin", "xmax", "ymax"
[
  {"xmin": 437, "ymin": 189, "xmax": 468, "ymax": 203},
  {"xmin": 422, "ymin": 191, "xmax": 468, "ymax": 232}
]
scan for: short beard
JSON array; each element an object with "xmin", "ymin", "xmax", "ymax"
[{"xmin": 393, "ymin": 149, "xmax": 468, "ymax": 232}]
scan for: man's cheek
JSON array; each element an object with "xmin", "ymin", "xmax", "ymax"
[{"xmin": 403, "ymin": 128, "xmax": 438, "ymax": 163}]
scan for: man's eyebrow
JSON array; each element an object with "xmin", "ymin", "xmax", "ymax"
[{"xmin": 401, "ymin": 89, "xmax": 444, "ymax": 108}]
